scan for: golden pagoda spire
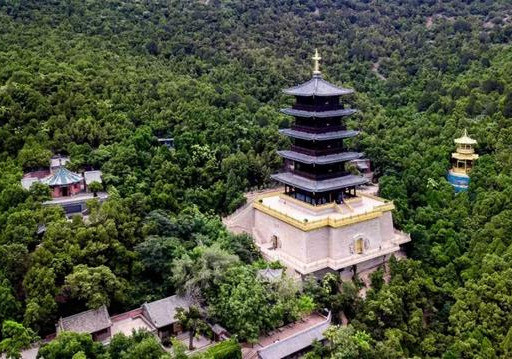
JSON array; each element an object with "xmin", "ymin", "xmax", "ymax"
[
  {"xmin": 454, "ymin": 128, "xmax": 477, "ymax": 145},
  {"xmin": 451, "ymin": 128, "xmax": 479, "ymax": 177},
  {"xmin": 312, "ymin": 48, "xmax": 322, "ymax": 76}
]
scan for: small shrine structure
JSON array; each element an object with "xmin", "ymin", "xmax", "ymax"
[
  {"xmin": 21, "ymin": 155, "xmax": 107, "ymax": 215},
  {"xmin": 447, "ymin": 129, "xmax": 479, "ymax": 192}
]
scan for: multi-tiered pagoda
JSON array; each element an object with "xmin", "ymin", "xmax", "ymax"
[
  {"xmin": 447, "ymin": 129, "xmax": 479, "ymax": 192},
  {"xmin": 225, "ymin": 51, "xmax": 410, "ymax": 277},
  {"xmin": 272, "ymin": 50, "xmax": 368, "ymax": 205}
]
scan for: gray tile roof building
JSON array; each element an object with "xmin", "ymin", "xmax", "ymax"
[
  {"xmin": 84, "ymin": 170, "xmax": 103, "ymax": 185},
  {"xmin": 142, "ymin": 295, "xmax": 192, "ymax": 329},
  {"xmin": 257, "ymin": 268, "xmax": 283, "ymax": 282},
  {"xmin": 57, "ymin": 306, "xmax": 111, "ymax": 334},
  {"xmin": 21, "ymin": 177, "xmax": 40, "ymax": 190},
  {"xmin": 50, "ymin": 155, "xmax": 70, "ymax": 169},
  {"xmin": 257, "ymin": 312, "xmax": 331, "ymax": 359}
]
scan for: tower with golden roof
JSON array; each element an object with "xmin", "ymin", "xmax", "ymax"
[{"xmin": 447, "ymin": 129, "xmax": 479, "ymax": 191}]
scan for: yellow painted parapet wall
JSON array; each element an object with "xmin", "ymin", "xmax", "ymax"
[{"xmin": 253, "ymin": 192, "xmax": 395, "ymax": 232}]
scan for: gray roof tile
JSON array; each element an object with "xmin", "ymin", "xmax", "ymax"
[
  {"xmin": 50, "ymin": 156, "xmax": 70, "ymax": 169},
  {"xmin": 283, "ymin": 75, "xmax": 354, "ymax": 97},
  {"xmin": 271, "ymin": 172, "xmax": 368, "ymax": 192},
  {"xmin": 257, "ymin": 269, "xmax": 283, "ymax": 282},
  {"xmin": 142, "ymin": 295, "xmax": 191, "ymax": 329},
  {"xmin": 57, "ymin": 306, "xmax": 111, "ymax": 334},
  {"xmin": 84, "ymin": 170, "xmax": 102, "ymax": 185},
  {"xmin": 279, "ymin": 129, "xmax": 359, "ymax": 141},
  {"xmin": 258, "ymin": 313, "xmax": 331, "ymax": 359},
  {"xmin": 281, "ymin": 108, "xmax": 356, "ymax": 118},
  {"xmin": 277, "ymin": 150, "xmax": 362, "ymax": 165}
]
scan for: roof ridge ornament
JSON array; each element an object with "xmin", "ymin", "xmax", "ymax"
[{"xmin": 312, "ymin": 48, "xmax": 322, "ymax": 76}]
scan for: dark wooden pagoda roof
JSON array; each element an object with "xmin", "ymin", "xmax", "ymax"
[
  {"xmin": 277, "ymin": 150, "xmax": 362, "ymax": 165},
  {"xmin": 279, "ymin": 129, "xmax": 359, "ymax": 141},
  {"xmin": 283, "ymin": 75, "xmax": 354, "ymax": 97},
  {"xmin": 280, "ymin": 108, "xmax": 357, "ymax": 118},
  {"xmin": 271, "ymin": 172, "xmax": 368, "ymax": 193}
]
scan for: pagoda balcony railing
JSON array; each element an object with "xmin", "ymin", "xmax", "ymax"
[
  {"xmin": 456, "ymin": 148, "xmax": 475, "ymax": 154},
  {"xmin": 451, "ymin": 167, "xmax": 472, "ymax": 174},
  {"xmin": 291, "ymin": 145, "xmax": 343, "ymax": 156},
  {"xmin": 292, "ymin": 103, "xmax": 342, "ymax": 112},
  {"xmin": 291, "ymin": 169, "xmax": 347, "ymax": 180},
  {"xmin": 291, "ymin": 125, "xmax": 345, "ymax": 134}
]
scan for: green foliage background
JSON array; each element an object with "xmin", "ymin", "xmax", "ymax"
[{"xmin": 0, "ymin": 0, "xmax": 511, "ymax": 357}]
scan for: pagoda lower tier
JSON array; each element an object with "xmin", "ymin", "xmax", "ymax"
[
  {"xmin": 271, "ymin": 172, "xmax": 367, "ymax": 193},
  {"xmin": 224, "ymin": 188, "xmax": 411, "ymax": 277},
  {"xmin": 281, "ymin": 108, "xmax": 357, "ymax": 118},
  {"xmin": 272, "ymin": 171, "xmax": 368, "ymax": 205},
  {"xmin": 277, "ymin": 150, "xmax": 362, "ymax": 165}
]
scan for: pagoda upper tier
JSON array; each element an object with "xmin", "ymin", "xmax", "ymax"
[
  {"xmin": 282, "ymin": 76, "xmax": 354, "ymax": 97},
  {"xmin": 451, "ymin": 129, "xmax": 479, "ymax": 169},
  {"xmin": 272, "ymin": 50, "xmax": 367, "ymax": 205}
]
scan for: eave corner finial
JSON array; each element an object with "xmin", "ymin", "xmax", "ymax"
[{"xmin": 312, "ymin": 48, "xmax": 322, "ymax": 76}]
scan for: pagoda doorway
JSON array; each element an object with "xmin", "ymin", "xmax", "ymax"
[{"xmin": 355, "ymin": 238, "xmax": 364, "ymax": 254}]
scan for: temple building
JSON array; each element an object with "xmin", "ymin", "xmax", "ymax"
[
  {"xmin": 42, "ymin": 166, "xmax": 85, "ymax": 197},
  {"xmin": 447, "ymin": 129, "xmax": 479, "ymax": 192},
  {"xmin": 21, "ymin": 155, "xmax": 108, "ymax": 215},
  {"xmin": 225, "ymin": 51, "xmax": 410, "ymax": 277}
]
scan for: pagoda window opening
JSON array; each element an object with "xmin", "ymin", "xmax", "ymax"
[
  {"xmin": 271, "ymin": 235, "xmax": 279, "ymax": 250},
  {"xmin": 355, "ymin": 238, "xmax": 364, "ymax": 254},
  {"xmin": 456, "ymin": 160, "xmax": 467, "ymax": 171}
]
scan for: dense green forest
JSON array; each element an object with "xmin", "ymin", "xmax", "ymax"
[{"xmin": 0, "ymin": 0, "xmax": 512, "ymax": 357}]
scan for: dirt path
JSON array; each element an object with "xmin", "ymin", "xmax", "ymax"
[
  {"xmin": 371, "ymin": 59, "xmax": 386, "ymax": 81},
  {"xmin": 426, "ymin": 16, "xmax": 433, "ymax": 29}
]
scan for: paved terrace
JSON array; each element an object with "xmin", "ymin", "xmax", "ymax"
[
  {"xmin": 258, "ymin": 192, "xmax": 392, "ymax": 223},
  {"xmin": 110, "ymin": 308, "xmax": 156, "ymax": 338},
  {"xmin": 43, "ymin": 191, "xmax": 109, "ymax": 205}
]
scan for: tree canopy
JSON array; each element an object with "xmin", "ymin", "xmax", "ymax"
[{"xmin": 0, "ymin": 0, "xmax": 512, "ymax": 357}]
